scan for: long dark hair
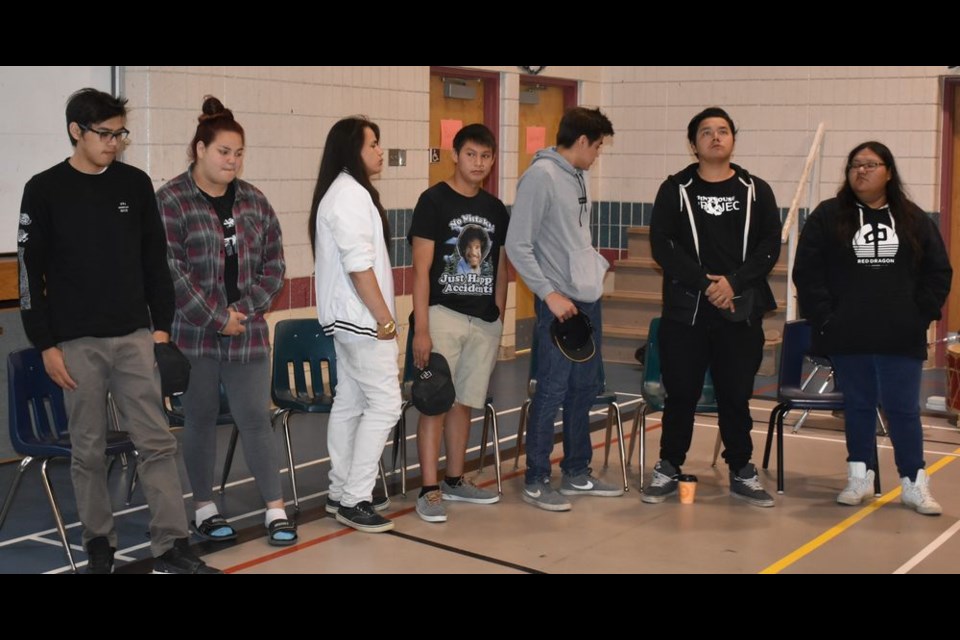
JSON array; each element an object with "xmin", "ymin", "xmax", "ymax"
[
  {"xmin": 308, "ymin": 117, "xmax": 389, "ymax": 255},
  {"xmin": 189, "ymin": 96, "xmax": 244, "ymax": 161},
  {"xmin": 836, "ymin": 141, "xmax": 923, "ymax": 260}
]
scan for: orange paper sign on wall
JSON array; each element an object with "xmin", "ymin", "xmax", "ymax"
[
  {"xmin": 526, "ymin": 126, "xmax": 546, "ymax": 154},
  {"xmin": 440, "ymin": 119, "xmax": 463, "ymax": 150}
]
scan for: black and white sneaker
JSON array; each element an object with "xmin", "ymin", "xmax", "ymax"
[
  {"xmin": 336, "ymin": 501, "xmax": 395, "ymax": 533},
  {"xmin": 641, "ymin": 460, "xmax": 679, "ymax": 504},
  {"xmin": 325, "ymin": 495, "xmax": 391, "ymax": 515},
  {"xmin": 730, "ymin": 463, "xmax": 775, "ymax": 507}
]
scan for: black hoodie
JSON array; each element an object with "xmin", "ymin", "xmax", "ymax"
[
  {"xmin": 650, "ymin": 162, "xmax": 781, "ymax": 326},
  {"xmin": 793, "ymin": 197, "xmax": 952, "ymax": 360}
]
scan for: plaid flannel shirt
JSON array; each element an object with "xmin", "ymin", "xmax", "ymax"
[{"xmin": 157, "ymin": 169, "xmax": 285, "ymax": 362}]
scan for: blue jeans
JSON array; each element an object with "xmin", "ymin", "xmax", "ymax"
[
  {"xmin": 524, "ymin": 297, "xmax": 602, "ymax": 484},
  {"xmin": 830, "ymin": 354, "xmax": 925, "ymax": 481}
]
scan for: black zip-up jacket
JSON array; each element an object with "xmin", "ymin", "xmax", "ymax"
[
  {"xmin": 650, "ymin": 163, "xmax": 781, "ymax": 325},
  {"xmin": 793, "ymin": 197, "xmax": 952, "ymax": 360}
]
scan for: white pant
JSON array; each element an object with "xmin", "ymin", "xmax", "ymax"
[{"xmin": 328, "ymin": 338, "xmax": 401, "ymax": 506}]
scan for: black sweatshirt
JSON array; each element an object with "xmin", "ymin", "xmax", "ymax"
[
  {"xmin": 650, "ymin": 163, "xmax": 781, "ymax": 325},
  {"xmin": 17, "ymin": 160, "xmax": 174, "ymax": 351},
  {"xmin": 793, "ymin": 197, "xmax": 953, "ymax": 359}
]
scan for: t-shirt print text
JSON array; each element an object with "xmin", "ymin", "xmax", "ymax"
[
  {"xmin": 697, "ymin": 195, "xmax": 740, "ymax": 216},
  {"xmin": 117, "ymin": 201, "xmax": 130, "ymax": 214}
]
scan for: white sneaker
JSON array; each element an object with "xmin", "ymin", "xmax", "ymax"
[
  {"xmin": 901, "ymin": 469, "xmax": 942, "ymax": 516},
  {"xmin": 837, "ymin": 462, "xmax": 875, "ymax": 506}
]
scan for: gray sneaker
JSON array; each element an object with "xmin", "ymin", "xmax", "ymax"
[
  {"xmin": 730, "ymin": 463, "xmax": 775, "ymax": 507},
  {"xmin": 641, "ymin": 460, "xmax": 679, "ymax": 504},
  {"xmin": 441, "ymin": 478, "xmax": 500, "ymax": 504},
  {"xmin": 521, "ymin": 478, "xmax": 571, "ymax": 512},
  {"xmin": 560, "ymin": 470, "xmax": 624, "ymax": 497},
  {"xmin": 416, "ymin": 489, "xmax": 448, "ymax": 522}
]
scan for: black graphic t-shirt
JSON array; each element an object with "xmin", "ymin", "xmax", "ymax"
[
  {"xmin": 200, "ymin": 181, "xmax": 239, "ymax": 304},
  {"xmin": 689, "ymin": 174, "xmax": 747, "ymax": 275},
  {"xmin": 408, "ymin": 182, "xmax": 510, "ymax": 322}
]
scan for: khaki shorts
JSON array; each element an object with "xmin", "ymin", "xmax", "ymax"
[{"xmin": 428, "ymin": 305, "xmax": 503, "ymax": 409}]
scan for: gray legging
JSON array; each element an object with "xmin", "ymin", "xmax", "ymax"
[{"xmin": 179, "ymin": 355, "xmax": 282, "ymax": 504}]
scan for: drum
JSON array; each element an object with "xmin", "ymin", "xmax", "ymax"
[{"xmin": 948, "ymin": 344, "xmax": 960, "ymax": 413}]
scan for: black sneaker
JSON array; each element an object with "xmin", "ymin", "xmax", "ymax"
[
  {"xmin": 336, "ymin": 501, "xmax": 395, "ymax": 533},
  {"xmin": 641, "ymin": 460, "xmax": 679, "ymax": 504},
  {"xmin": 325, "ymin": 495, "xmax": 391, "ymax": 515},
  {"xmin": 86, "ymin": 536, "xmax": 115, "ymax": 574},
  {"xmin": 730, "ymin": 463, "xmax": 775, "ymax": 507},
  {"xmin": 152, "ymin": 538, "xmax": 224, "ymax": 574}
]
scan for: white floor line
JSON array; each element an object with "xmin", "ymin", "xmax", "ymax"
[
  {"xmin": 893, "ymin": 519, "xmax": 960, "ymax": 574},
  {"xmin": 9, "ymin": 392, "xmax": 951, "ymax": 560}
]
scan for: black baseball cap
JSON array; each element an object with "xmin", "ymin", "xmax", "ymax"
[
  {"xmin": 550, "ymin": 312, "xmax": 595, "ymax": 362},
  {"xmin": 411, "ymin": 352, "xmax": 456, "ymax": 416},
  {"xmin": 154, "ymin": 342, "xmax": 191, "ymax": 397}
]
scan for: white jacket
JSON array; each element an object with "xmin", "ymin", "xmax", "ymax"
[{"xmin": 314, "ymin": 171, "xmax": 395, "ymax": 339}]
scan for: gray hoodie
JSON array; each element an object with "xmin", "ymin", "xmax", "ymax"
[{"xmin": 506, "ymin": 147, "xmax": 609, "ymax": 303}]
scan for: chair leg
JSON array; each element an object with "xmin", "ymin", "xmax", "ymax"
[
  {"xmin": 603, "ymin": 408, "xmax": 614, "ymax": 468},
  {"xmin": 626, "ymin": 407, "xmax": 639, "ymax": 467},
  {"xmin": 125, "ymin": 451, "xmax": 140, "ymax": 506},
  {"xmin": 611, "ymin": 403, "xmax": 628, "ymax": 492},
  {"xmin": 106, "ymin": 394, "xmax": 129, "ymax": 469},
  {"xmin": 219, "ymin": 425, "xmax": 240, "ymax": 495},
  {"xmin": 0, "ymin": 457, "xmax": 33, "ymax": 530},
  {"xmin": 792, "ymin": 409, "xmax": 812, "ymax": 434},
  {"xmin": 486, "ymin": 402, "xmax": 503, "ymax": 495},
  {"xmin": 514, "ymin": 399, "xmax": 530, "ymax": 470},
  {"xmin": 762, "ymin": 406, "xmax": 779, "ymax": 470},
  {"xmin": 638, "ymin": 409, "xmax": 647, "ymax": 492},
  {"xmin": 378, "ymin": 460, "xmax": 390, "ymax": 498},
  {"xmin": 711, "ymin": 431, "xmax": 723, "ymax": 468},
  {"xmin": 278, "ymin": 410, "xmax": 300, "ymax": 513},
  {"xmin": 399, "ymin": 408, "xmax": 409, "ymax": 497},
  {"xmin": 876, "ymin": 408, "xmax": 889, "ymax": 437},
  {"xmin": 40, "ymin": 459, "xmax": 76, "ymax": 573},
  {"xmin": 478, "ymin": 405, "xmax": 491, "ymax": 473},
  {"xmin": 776, "ymin": 410, "xmax": 786, "ymax": 494},
  {"xmin": 872, "ymin": 440, "xmax": 882, "ymax": 496}
]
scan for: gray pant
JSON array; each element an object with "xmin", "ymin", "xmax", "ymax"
[
  {"xmin": 179, "ymin": 355, "xmax": 281, "ymax": 505},
  {"xmin": 61, "ymin": 329, "xmax": 188, "ymax": 557}
]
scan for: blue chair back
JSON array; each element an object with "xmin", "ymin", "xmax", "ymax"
[
  {"xmin": 165, "ymin": 383, "xmax": 233, "ymax": 427},
  {"xmin": 271, "ymin": 319, "xmax": 338, "ymax": 411},
  {"xmin": 641, "ymin": 317, "xmax": 717, "ymax": 413},
  {"xmin": 7, "ymin": 348, "xmax": 71, "ymax": 457}
]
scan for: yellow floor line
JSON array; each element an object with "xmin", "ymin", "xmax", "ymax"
[{"xmin": 760, "ymin": 448, "xmax": 960, "ymax": 574}]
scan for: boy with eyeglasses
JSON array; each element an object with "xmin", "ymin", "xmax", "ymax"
[
  {"xmin": 17, "ymin": 88, "xmax": 220, "ymax": 574},
  {"xmin": 505, "ymin": 106, "xmax": 621, "ymax": 512}
]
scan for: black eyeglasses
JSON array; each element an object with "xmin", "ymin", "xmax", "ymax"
[
  {"xmin": 847, "ymin": 161, "xmax": 885, "ymax": 173},
  {"xmin": 78, "ymin": 123, "xmax": 130, "ymax": 143}
]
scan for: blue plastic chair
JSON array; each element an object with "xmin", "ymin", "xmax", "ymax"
[
  {"xmin": 163, "ymin": 385, "xmax": 237, "ymax": 496},
  {"xmin": 0, "ymin": 348, "xmax": 137, "ymax": 573},
  {"xmin": 512, "ymin": 326, "xmax": 629, "ymax": 492},
  {"xmin": 392, "ymin": 318, "xmax": 502, "ymax": 496},
  {"xmin": 626, "ymin": 317, "xmax": 719, "ymax": 491},
  {"xmin": 761, "ymin": 319, "xmax": 881, "ymax": 495},
  {"xmin": 271, "ymin": 319, "xmax": 389, "ymax": 512}
]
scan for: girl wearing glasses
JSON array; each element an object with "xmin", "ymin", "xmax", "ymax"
[
  {"xmin": 794, "ymin": 141, "xmax": 952, "ymax": 515},
  {"xmin": 157, "ymin": 96, "xmax": 296, "ymax": 546}
]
